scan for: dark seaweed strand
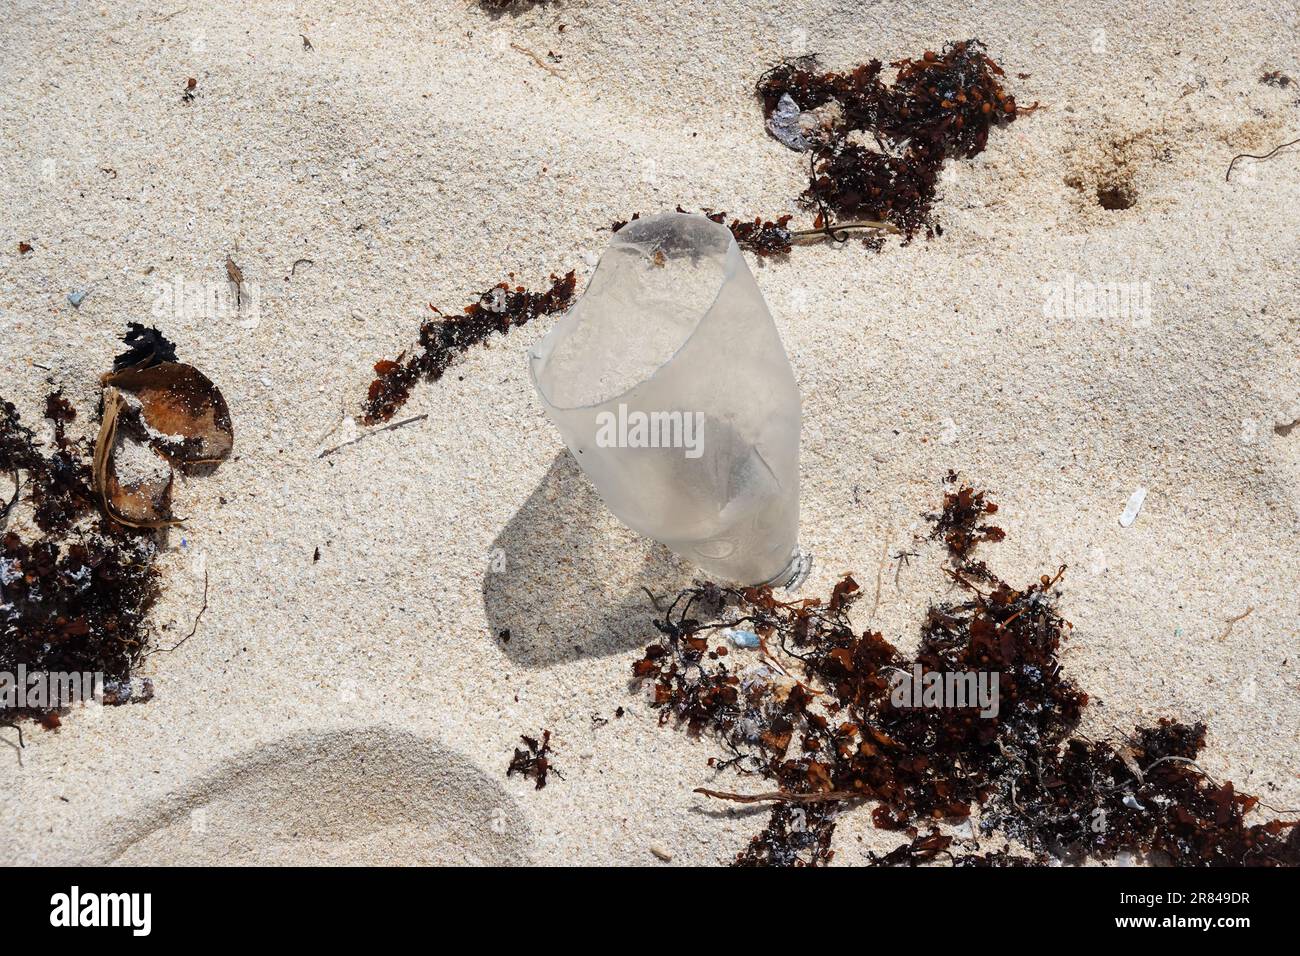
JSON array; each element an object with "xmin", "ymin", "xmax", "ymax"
[{"xmin": 362, "ymin": 272, "xmax": 577, "ymax": 425}]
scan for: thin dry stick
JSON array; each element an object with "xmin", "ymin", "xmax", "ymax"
[
  {"xmin": 1, "ymin": 470, "xmax": 20, "ymax": 522},
  {"xmin": 155, "ymin": 569, "xmax": 208, "ymax": 654},
  {"xmin": 318, "ymin": 413, "xmax": 428, "ymax": 459},
  {"xmin": 639, "ymin": 586, "xmax": 667, "ymax": 612},
  {"xmin": 1, "ymin": 721, "xmax": 24, "ymax": 766},
  {"xmin": 1218, "ymin": 606, "xmax": 1254, "ymax": 642},
  {"xmin": 892, "ymin": 547, "xmax": 918, "ymax": 588},
  {"xmin": 789, "ymin": 220, "xmax": 901, "ymax": 241},
  {"xmin": 511, "ymin": 42, "xmax": 563, "ymax": 78},
  {"xmin": 694, "ymin": 786, "xmax": 865, "ymax": 805},
  {"xmin": 1142, "ymin": 755, "xmax": 1218, "ymax": 783},
  {"xmin": 1226, "ymin": 136, "xmax": 1300, "ymax": 181},
  {"xmin": 868, "ymin": 534, "xmax": 888, "ymax": 624}
]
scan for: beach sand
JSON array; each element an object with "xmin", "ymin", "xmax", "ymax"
[{"xmin": 0, "ymin": 0, "xmax": 1297, "ymax": 865}]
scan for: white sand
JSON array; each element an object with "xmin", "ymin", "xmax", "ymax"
[{"xmin": 0, "ymin": 0, "xmax": 1297, "ymax": 865}]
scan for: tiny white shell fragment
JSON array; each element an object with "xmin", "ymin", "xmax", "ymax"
[{"xmin": 1119, "ymin": 486, "xmax": 1147, "ymax": 527}]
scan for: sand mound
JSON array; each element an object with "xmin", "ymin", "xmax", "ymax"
[{"xmin": 102, "ymin": 729, "xmax": 530, "ymax": 865}]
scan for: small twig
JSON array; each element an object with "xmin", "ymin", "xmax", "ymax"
[
  {"xmin": 1226, "ymin": 136, "xmax": 1300, "ymax": 181},
  {"xmin": 754, "ymin": 633, "xmax": 799, "ymax": 682},
  {"xmin": 694, "ymin": 787, "xmax": 863, "ymax": 805},
  {"xmin": 640, "ymin": 586, "xmax": 667, "ymax": 612},
  {"xmin": 1140, "ymin": 755, "xmax": 1220, "ymax": 788},
  {"xmin": 892, "ymin": 548, "xmax": 918, "ymax": 588},
  {"xmin": 510, "ymin": 43, "xmax": 563, "ymax": 78},
  {"xmin": 317, "ymin": 413, "xmax": 428, "ymax": 459},
  {"xmin": 868, "ymin": 536, "xmax": 887, "ymax": 623},
  {"xmin": 943, "ymin": 566, "xmax": 989, "ymax": 597},
  {"xmin": 225, "ymin": 257, "xmax": 244, "ymax": 311},
  {"xmin": 1, "ymin": 469, "xmax": 21, "ymax": 522},
  {"xmin": 789, "ymin": 220, "xmax": 901, "ymax": 241},
  {"xmin": 1217, "ymin": 605, "xmax": 1254, "ymax": 642},
  {"xmin": 996, "ymin": 608, "xmax": 1025, "ymax": 630},
  {"xmin": 155, "ymin": 570, "xmax": 208, "ymax": 654},
  {"xmin": 1, "ymin": 721, "xmax": 25, "ymax": 766}
]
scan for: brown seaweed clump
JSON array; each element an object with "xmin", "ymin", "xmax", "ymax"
[
  {"xmin": 632, "ymin": 481, "xmax": 1298, "ymax": 867},
  {"xmin": 507, "ymin": 729, "xmax": 559, "ymax": 789},
  {"xmin": 362, "ymin": 272, "xmax": 577, "ymax": 425},
  {"xmin": 2, "ymin": 326, "xmax": 230, "ymax": 726},
  {"xmin": 1, "ymin": 396, "xmax": 158, "ymax": 724},
  {"xmin": 755, "ymin": 40, "xmax": 1037, "ymax": 239}
]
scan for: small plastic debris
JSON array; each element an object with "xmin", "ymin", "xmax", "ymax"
[
  {"xmin": 764, "ymin": 92, "xmax": 809, "ymax": 151},
  {"xmin": 1118, "ymin": 486, "xmax": 1147, "ymax": 527},
  {"xmin": 649, "ymin": 845, "xmax": 673, "ymax": 862},
  {"xmin": 67, "ymin": 289, "xmax": 87, "ymax": 308},
  {"xmin": 726, "ymin": 628, "xmax": 761, "ymax": 649},
  {"xmin": 1122, "ymin": 793, "xmax": 1147, "ymax": 811}
]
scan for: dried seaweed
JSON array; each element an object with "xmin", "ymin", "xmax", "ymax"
[
  {"xmin": 507, "ymin": 729, "xmax": 559, "ymax": 789},
  {"xmin": 613, "ymin": 42, "xmax": 1031, "ymax": 252},
  {"xmin": 2, "ymin": 393, "xmax": 100, "ymax": 535},
  {"xmin": 868, "ymin": 829, "xmax": 954, "ymax": 866},
  {"xmin": 1, "ymin": 395, "xmax": 158, "ymax": 724},
  {"xmin": 756, "ymin": 40, "xmax": 1035, "ymax": 239},
  {"xmin": 736, "ymin": 802, "xmax": 837, "ymax": 867},
  {"xmin": 927, "ymin": 478, "xmax": 1005, "ymax": 557},
  {"xmin": 2, "ymin": 328, "xmax": 230, "ymax": 725},
  {"xmin": 113, "ymin": 323, "xmax": 178, "ymax": 372},
  {"xmin": 362, "ymin": 272, "xmax": 577, "ymax": 425},
  {"xmin": 632, "ymin": 481, "xmax": 1298, "ymax": 867}
]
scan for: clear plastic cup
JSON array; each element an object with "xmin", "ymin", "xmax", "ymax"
[{"xmin": 528, "ymin": 212, "xmax": 807, "ymax": 586}]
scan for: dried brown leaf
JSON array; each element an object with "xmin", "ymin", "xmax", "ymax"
[
  {"xmin": 93, "ymin": 388, "xmax": 180, "ymax": 529},
  {"xmin": 102, "ymin": 362, "xmax": 233, "ymax": 467}
]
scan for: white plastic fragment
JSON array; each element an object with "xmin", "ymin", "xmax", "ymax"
[
  {"xmin": 725, "ymin": 628, "xmax": 761, "ymax": 649},
  {"xmin": 1118, "ymin": 486, "xmax": 1147, "ymax": 527}
]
